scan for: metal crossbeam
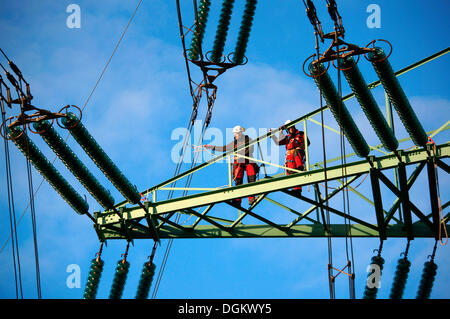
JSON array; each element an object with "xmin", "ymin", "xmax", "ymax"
[
  {"xmin": 92, "ymin": 48, "xmax": 449, "ymax": 242},
  {"xmin": 94, "ymin": 143, "xmax": 449, "ymax": 240},
  {"xmin": 99, "ymin": 222, "xmax": 449, "ymax": 240},
  {"xmin": 109, "ymin": 48, "xmax": 449, "ymax": 213},
  {"xmin": 97, "ymin": 143, "xmax": 449, "ymax": 225}
]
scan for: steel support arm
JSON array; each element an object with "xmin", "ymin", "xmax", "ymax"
[
  {"xmin": 96, "ymin": 143, "xmax": 449, "ymax": 227},
  {"xmin": 99, "ymin": 221, "xmax": 449, "ymax": 239}
]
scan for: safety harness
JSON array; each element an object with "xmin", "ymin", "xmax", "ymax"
[{"xmin": 285, "ymin": 129, "xmax": 307, "ymax": 167}]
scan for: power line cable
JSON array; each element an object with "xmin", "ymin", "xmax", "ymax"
[
  {"xmin": 0, "ymin": 0, "xmax": 144, "ymax": 256},
  {"xmin": 1, "ymin": 81, "xmax": 23, "ymax": 298}
]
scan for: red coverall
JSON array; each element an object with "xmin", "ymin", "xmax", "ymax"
[
  {"xmin": 206, "ymin": 135, "xmax": 258, "ymax": 205},
  {"xmin": 272, "ymin": 128, "xmax": 310, "ymax": 192}
]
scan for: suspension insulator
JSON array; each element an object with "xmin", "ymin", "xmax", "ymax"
[
  {"xmin": 339, "ymin": 56, "xmax": 398, "ymax": 152},
  {"xmin": 33, "ymin": 120, "xmax": 115, "ymax": 210},
  {"xmin": 416, "ymin": 260, "xmax": 438, "ymax": 299},
  {"xmin": 61, "ymin": 112, "xmax": 141, "ymax": 204},
  {"xmin": 135, "ymin": 262, "xmax": 156, "ymax": 299},
  {"xmin": 83, "ymin": 258, "xmax": 104, "ymax": 299},
  {"xmin": 188, "ymin": 0, "xmax": 211, "ymax": 61},
  {"xmin": 363, "ymin": 255, "xmax": 385, "ymax": 299},
  {"xmin": 389, "ymin": 257, "xmax": 411, "ymax": 299},
  {"xmin": 232, "ymin": 0, "xmax": 257, "ymax": 64},
  {"xmin": 109, "ymin": 260, "xmax": 130, "ymax": 299},
  {"xmin": 309, "ymin": 62, "xmax": 370, "ymax": 158},
  {"xmin": 8, "ymin": 126, "xmax": 89, "ymax": 215},
  {"xmin": 210, "ymin": 0, "xmax": 235, "ymax": 63},
  {"xmin": 367, "ymin": 48, "xmax": 428, "ymax": 147}
]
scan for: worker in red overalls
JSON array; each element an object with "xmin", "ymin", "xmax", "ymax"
[
  {"xmin": 204, "ymin": 125, "xmax": 259, "ymax": 206},
  {"xmin": 271, "ymin": 120, "xmax": 310, "ymax": 195}
]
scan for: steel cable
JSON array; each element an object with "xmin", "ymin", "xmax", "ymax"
[
  {"xmin": 1, "ymin": 86, "xmax": 23, "ymax": 298},
  {"xmin": 0, "ymin": 0, "xmax": 144, "ymax": 254}
]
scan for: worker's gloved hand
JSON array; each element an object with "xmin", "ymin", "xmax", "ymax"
[{"xmin": 203, "ymin": 144, "xmax": 213, "ymax": 149}]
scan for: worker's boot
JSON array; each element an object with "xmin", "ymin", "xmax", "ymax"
[
  {"xmin": 232, "ymin": 198, "xmax": 242, "ymax": 206},
  {"xmin": 292, "ymin": 187, "xmax": 302, "ymax": 197}
]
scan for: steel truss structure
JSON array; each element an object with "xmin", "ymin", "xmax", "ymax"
[{"xmin": 93, "ymin": 48, "xmax": 449, "ymax": 242}]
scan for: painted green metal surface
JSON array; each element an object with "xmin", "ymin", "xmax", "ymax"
[
  {"xmin": 117, "ymin": 79, "xmax": 447, "ymax": 211},
  {"xmin": 98, "ymin": 222, "xmax": 449, "ymax": 240},
  {"xmin": 94, "ymin": 143, "xmax": 449, "ymax": 241},
  {"xmin": 97, "ymin": 143, "xmax": 449, "ymax": 226}
]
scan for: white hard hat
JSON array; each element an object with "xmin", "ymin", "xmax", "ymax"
[
  {"xmin": 233, "ymin": 125, "xmax": 245, "ymax": 133},
  {"xmin": 285, "ymin": 120, "xmax": 292, "ymax": 125}
]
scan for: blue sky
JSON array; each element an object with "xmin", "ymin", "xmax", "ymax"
[{"xmin": 0, "ymin": 0, "xmax": 449, "ymax": 299}]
